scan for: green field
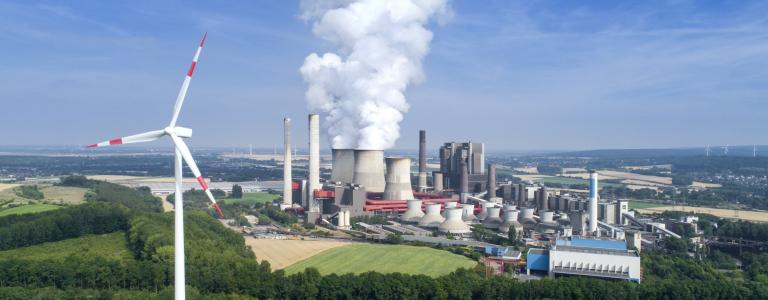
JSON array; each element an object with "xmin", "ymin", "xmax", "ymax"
[
  {"xmin": 0, "ymin": 203, "xmax": 62, "ymax": 217},
  {"xmin": 0, "ymin": 232, "xmax": 132, "ymax": 261},
  {"xmin": 284, "ymin": 244, "xmax": 477, "ymax": 277},
  {"xmin": 0, "ymin": 185, "xmax": 87, "ymax": 207},
  {"xmin": 222, "ymin": 192, "xmax": 279, "ymax": 205},
  {"xmin": 629, "ymin": 201, "xmax": 670, "ymax": 209}
]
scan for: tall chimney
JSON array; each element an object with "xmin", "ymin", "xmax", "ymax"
[
  {"xmin": 417, "ymin": 130, "xmax": 427, "ymax": 192},
  {"xmin": 517, "ymin": 183, "xmax": 526, "ymax": 207},
  {"xmin": 538, "ymin": 185, "xmax": 549, "ymax": 211},
  {"xmin": 331, "ymin": 149, "xmax": 355, "ymax": 184},
  {"xmin": 487, "ymin": 164, "xmax": 496, "ymax": 199},
  {"xmin": 307, "ymin": 114, "xmax": 320, "ymax": 212},
  {"xmin": 353, "ymin": 150, "xmax": 386, "ymax": 193},
  {"xmin": 588, "ymin": 170, "xmax": 599, "ymax": 234},
  {"xmin": 459, "ymin": 160, "xmax": 469, "ymax": 203},
  {"xmin": 432, "ymin": 171, "xmax": 443, "ymax": 192},
  {"xmin": 383, "ymin": 157, "xmax": 415, "ymax": 200},
  {"xmin": 282, "ymin": 118, "xmax": 292, "ymax": 206}
]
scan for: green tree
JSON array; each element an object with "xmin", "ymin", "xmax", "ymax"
[{"xmin": 231, "ymin": 185, "xmax": 243, "ymax": 199}]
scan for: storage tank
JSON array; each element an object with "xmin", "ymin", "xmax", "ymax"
[
  {"xmin": 482, "ymin": 206, "xmax": 503, "ymax": 229},
  {"xmin": 419, "ymin": 203, "xmax": 445, "ymax": 227},
  {"xmin": 499, "ymin": 209, "xmax": 522, "ymax": 234},
  {"xmin": 401, "ymin": 200, "xmax": 424, "ymax": 223},
  {"xmin": 439, "ymin": 207, "xmax": 471, "ymax": 234},
  {"xmin": 331, "ymin": 149, "xmax": 355, "ymax": 184},
  {"xmin": 461, "ymin": 204, "xmax": 477, "ymax": 222},
  {"xmin": 353, "ymin": 150, "xmax": 386, "ymax": 193},
  {"xmin": 383, "ymin": 157, "xmax": 415, "ymax": 200}
]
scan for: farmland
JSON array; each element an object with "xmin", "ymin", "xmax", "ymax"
[
  {"xmin": 628, "ymin": 201, "xmax": 670, "ymax": 210},
  {"xmin": 284, "ymin": 244, "xmax": 477, "ymax": 277},
  {"xmin": 0, "ymin": 203, "xmax": 62, "ymax": 217},
  {"xmin": 245, "ymin": 237, "xmax": 350, "ymax": 270},
  {"xmin": 0, "ymin": 232, "xmax": 132, "ymax": 261}
]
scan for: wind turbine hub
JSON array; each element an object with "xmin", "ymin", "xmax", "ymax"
[{"xmin": 174, "ymin": 126, "xmax": 193, "ymax": 138}]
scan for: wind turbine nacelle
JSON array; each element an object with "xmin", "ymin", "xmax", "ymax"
[{"xmin": 174, "ymin": 127, "xmax": 193, "ymax": 138}]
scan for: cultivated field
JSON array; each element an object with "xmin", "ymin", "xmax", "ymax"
[
  {"xmin": 514, "ymin": 167, "xmax": 539, "ymax": 174},
  {"xmin": 0, "ymin": 185, "xmax": 87, "ymax": 209},
  {"xmin": 223, "ymin": 192, "xmax": 279, "ymax": 205},
  {"xmin": 284, "ymin": 244, "xmax": 477, "ymax": 277},
  {"xmin": 628, "ymin": 201, "xmax": 670, "ymax": 210},
  {"xmin": 0, "ymin": 232, "xmax": 132, "ymax": 261},
  {"xmin": 245, "ymin": 237, "xmax": 350, "ymax": 270},
  {"xmin": 0, "ymin": 183, "xmax": 19, "ymax": 191},
  {"xmin": 0, "ymin": 204, "xmax": 62, "ymax": 217},
  {"xmin": 635, "ymin": 206, "xmax": 768, "ymax": 223}
]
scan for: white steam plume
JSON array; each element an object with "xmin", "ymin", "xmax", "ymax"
[{"xmin": 300, "ymin": 0, "xmax": 449, "ymax": 150}]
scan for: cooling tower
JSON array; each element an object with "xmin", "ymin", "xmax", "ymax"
[
  {"xmin": 477, "ymin": 201, "xmax": 490, "ymax": 220},
  {"xmin": 499, "ymin": 209, "xmax": 522, "ymax": 234},
  {"xmin": 383, "ymin": 157, "xmax": 415, "ymax": 200},
  {"xmin": 482, "ymin": 206, "xmax": 503, "ymax": 229},
  {"xmin": 459, "ymin": 160, "xmax": 469, "ymax": 203},
  {"xmin": 439, "ymin": 207, "xmax": 471, "ymax": 234},
  {"xmin": 432, "ymin": 172, "xmax": 444, "ymax": 192},
  {"xmin": 331, "ymin": 149, "xmax": 355, "ymax": 184},
  {"xmin": 401, "ymin": 199, "xmax": 424, "ymax": 222},
  {"xmin": 487, "ymin": 164, "xmax": 496, "ymax": 199},
  {"xmin": 307, "ymin": 114, "xmax": 320, "ymax": 211},
  {"xmin": 503, "ymin": 204, "xmax": 517, "ymax": 211},
  {"xmin": 537, "ymin": 210, "xmax": 558, "ymax": 234},
  {"xmin": 353, "ymin": 150, "xmax": 386, "ymax": 193},
  {"xmin": 588, "ymin": 170, "xmax": 599, "ymax": 234},
  {"xmin": 419, "ymin": 203, "xmax": 445, "ymax": 227},
  {"xmin": 442, "ymin": 201, "xmax": 458, "ymax": 217},
  {"xmin": 519, "ymin": 207, "xmax": 536, "ymax": 225},
  {"xmin": 417, "ymin": 130, "xmax": 427, "ymax": 192},
  {"xmin": 462, "ymin": 204, "xmax": 477, "ymax": 222},
  {"xmin": 282, "ymin": 118, "xmax": 292, "ymax": 206}
]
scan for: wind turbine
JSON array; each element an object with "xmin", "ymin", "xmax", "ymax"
[{"xmin": 85, "ymin": 33, "xmax": 221, "ymax": 300}]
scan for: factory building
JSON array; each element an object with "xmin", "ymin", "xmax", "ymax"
[
  {"xmin": 527, "ymin": 237, "xmax": 641, "ymax": 283},
  {"xmin": 439, "ymin": 142, "xmax": 485, "ymax": 192}
]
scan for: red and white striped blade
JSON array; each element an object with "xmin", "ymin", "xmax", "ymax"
[
  {"xmin": 85, "ymin": 129, "xmax": 165, "ymax": 148},
  {"xmin": 169, "ymin": 32, "xmax": 207, "ymax": 127},
  {"xmin": 169, "ymin": 133, "xmax": 224, "ymax": 218}
]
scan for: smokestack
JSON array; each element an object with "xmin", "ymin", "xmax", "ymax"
[
  {"xmin": 432, "ymin": 171, "xmax": 443, "ymax": 192},
  {"xmin": 487, "ymin": 164, "xmax": 496, "ymax": 199},
  {"xmin": 589, "ymin": 170, "xmax": 599, "ymax": 234},
  {"xmin": 331, "ymin": 149, "xmax": 355, "ymax": 184},
  {"xmin": 517, "ymin": 183, "xmax": 526, "ymax": 207},
  {"xmin": 282, "ymin": 118, "xmax": 292, "ymax": 206},
  {"xmin": 417, "ymin": 130, "xmax": 427, "ymax": 192},
  {"xmin": 383, "ymin": 157, "xmax": 415, "ymax": 200},
  {"xmin": 459, "ymin": 160, "xmax": 469, "ymax": 203},
  {"xmin": 308, "ymin": 114, "xmax": 320, "ymax": 212},
  {"xmin": 538, "ymin": 185, "xmax": 549, "ymax": 211},
  {"xmin": 353, "ymin": 150, "xmax": 386, "ymax": 193}
]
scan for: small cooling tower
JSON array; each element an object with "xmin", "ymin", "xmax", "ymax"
[
  {"xmin": 477, "ymin": 202, "xmax": 491, "ymax": 220},
  {"xmin": 331, "ymin": 149, "xmax": 355, "ymax": 184},
  {"xmin": 401, "ymin": 199, "xmax": 424, "ymax": 223},
  {"xmin": 353, "ymin": 150, "xmax": 386, "ymax": 193},
  {"xmin": 503, "ymin": 204, "xmax": 517, "ymax": 211},
  {"xmin": 519, "ymin": 207, "xmax": 536, "ymax": 225},
  {"xmin": 499, "ymin": 209, "xmax": 522, "ymax": 234},
  {"xmin": 442, "ymin": 201, "xmax": 458, "ymax": 217},
  {"xmin": 482, "ymin": 206, "xmax": 503, "ymax": 229},
  {"xmin": 383, "ymin": 157, "xmax": 414, "ymax": 200},
  {"xmin": 439, "ymin": 207, "xmax": 471, "ymax": 234},
  {"xmin": 462, "ymin": 204, "xmax": 477, "ymax": 222},
  {"xmin": 537, "ymin": 210, "xmax": 558, "ymax": 234},
  {"xmin": 419, "ymin": 203, "xmax": 445, "ymax": 228}
]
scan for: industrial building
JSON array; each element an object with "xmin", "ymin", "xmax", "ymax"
[{"xmin": 526, "ymin": 237, "xmax": 642, "ymax": 283}]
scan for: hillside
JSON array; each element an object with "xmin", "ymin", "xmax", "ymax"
[{"xmin": 0, "ymin": 232, "xmax": 132, "ymax": 261}]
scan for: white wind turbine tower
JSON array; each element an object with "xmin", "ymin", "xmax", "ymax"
[
  {"xmin": 723, "ymin": 144, "xmax": 729, "ymax": 156},
  {"xmin": 705, "ymin": 145, "xmax": 711, "ymax": 157},
  {"xmin": 85, "ymin": 33, "xmax": 221, "ymax": 300}
]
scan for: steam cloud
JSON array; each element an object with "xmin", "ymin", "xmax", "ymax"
[{"xmin": 300, "ymin": 0, "xmax": 449, "ymax": 150}]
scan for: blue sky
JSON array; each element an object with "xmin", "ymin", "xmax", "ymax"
[{"xmin": 2, "ymin": 0, "xmax": 768, "ymax": 151}]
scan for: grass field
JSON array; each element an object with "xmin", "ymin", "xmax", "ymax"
[
  {"xmin": 246, "ymin": 238, "xmax": 350, "ymax": 270},
  {"xmin": 284, "ymin": 244, "xmax": 477, "ymax": 277},
  {"xmin": 0, "ymin": 185, "xmax": 87, "ymax": 206},
  {"xmin": 0, "ymin": 232, "xmax": 132, "ymax": 261},
  {"xmin": 0, "ymin": 203, "xmax": 62, "ymax": 217},
  {"xmin": 628, "ymin": 201, "xmax": 669, "ymax": 210},
  {"xmin": 223, "ymin": 192, "xmax": 279, "ymax": 205}
]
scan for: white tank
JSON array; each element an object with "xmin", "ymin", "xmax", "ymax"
[
  {"xmin": 477, "ymin": 202, "xmax": 490, "ymax": 220},
  {"xmin": 462, "ymin": 204, "xmax": 477, "ymax": 222},
  {"xmin": 353, "ymin": 150, "xmax": 386, "ymax": 193},
  {"xmin": 331, "ymin": 149, "xmax": 355, "ymax": 184},
  {"xmin": 433, "ymin": 172, "xmax": 444, "ymax": 192},
  {"xmin": 419, "ymin": 203, "xmax": 445, "ymax": 228},
  {"xmin": 401, "ymin": 200, "xmax": 424, "ymax": 222},
  {"xmin": 439, "ymin": 207, "xmax": 471, "ymax": 234},
  {"xmin": 383, "ymin": 157, "xmax": 415, "ymax": 200},
  {"xmin": 500, "ymin": 209, "xmax": 522, "ymax": 234},
  {"xmin": 482, "ymin": 206, "xmax": 503, "ymax": 229}
]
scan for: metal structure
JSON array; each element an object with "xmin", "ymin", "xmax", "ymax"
[
  {"xmin": 353, "ymin": 150, "xmax": 386, "ymax": 193},
  {"xmin": 282, "ymin": 118, "xmax": 292, "ymax": 206},
  {"xmin": 439, "ymin": 207, "xmax": 471, "ymax": 234},
  {"xmin": 417, "ymin": 130, "xmax": 427, "ymax": 192},
  {"xmin": 85, "ymin": 33, "xmax": 219, "ymax": 300},
  {"xmin": 383, "ymin": 157, "xmax": 415, "ymax": 200}
]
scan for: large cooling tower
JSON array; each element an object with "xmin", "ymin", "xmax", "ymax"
[
  {"xmin": 353, "ymin": 150, "xmax": 386, "ymax": 193},
  {"xmin": 417, "ymin": 130, "xmax": 427, "ymax": 192},
  {"xmin": 401, "ymin": 199, "xmax": 424, "ymax": 222},
  {"xmin": 499, "ymin": 209, "xmax": 522, "ymax": 234},
  {"xmin": 462, "ymin": 203, "xmax": 477, "ymax": 222},
  {"xmin": 432, "ymin": 171, "xmax": 444, "ymax": 192},
  {"xmin": 419, "ymin": 203, "xmax": 445, "ymax": 227},
  {"xmin": 307, "ymin": 114, "xmax": 320, "ymax": 211},
  {"xmin": 331, "ymin": 149, "xmax": 355, "ymax": 184},
  {"xmin": 383, "ymin": 157, "xmax": 415, "ymax": 200},
  {"xmin": 282, "ymin": 118, "xmax": 292, "ymax": 206},
  {"xmin": 588, "ymin": 170, "xmax": 599, "ymax": 234},
  {"xmin": 482, "ymin": 206, "xmax": 503, "ymax": 229},
  {"xmin": 439, "ymin": 207, "xmax": 471, "ymax": 234},
  {"xmin": 487, "ymin": 164, "xmax": 496, "ymax": 199}
]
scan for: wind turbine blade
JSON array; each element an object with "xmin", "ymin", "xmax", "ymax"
[
  {"xmin": 85, "ymin": 129, "xmax": 166, "ymax": 148},
  {"xmin": 169, "ymin": 134, "xmax": 225, "ymax": 218},
  {"xmin": 169, "ymin": 33, "xmax": 207, "ymax": 127}
]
